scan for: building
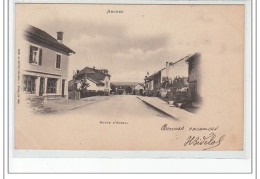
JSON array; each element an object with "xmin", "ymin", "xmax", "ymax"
[
  {"xmin": 186, "ymin": 53, "xmax": 201, "ymax": 102},
  {"xmin": 72, "ymin": 67, "xmax": 111, "ymax": 94},
  {"xmin": 144, "ymin": 69, "xmax": 164, "ymax": 95},
  {"xmin": 20, "ymin": 25, "xmax": 75, "ymax": 98},
  {"xmin": 145, "ymin": 56, "xmax": 189, "ymax": 94},
  {"xmin": 161, "ymin": 56, "xmax": 189, "ymax": 86},
  {"xmin": 110, "ymin": 82, "xmax": 139, "ymax": 95},
  {"xmin": 144, "ymin": 54, "xmax": 199, "ymax": 100},
  {"xmin": 145, "ymin": 54, "xmax": 193, "ymax": 90},
  {"xmin": 134, "ymin": 83, "xmax": 145, "ymax": 95}
]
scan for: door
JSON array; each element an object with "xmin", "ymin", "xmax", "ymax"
[
  {"xmin": 189, "ymin": 81, "xmax": 197, "ymax": 101},
  {"xmin": 62, "ymin": 79, "xmax": 65, "ymax": 97},
  {"xmin": 39, "ymin": 78, "xmax": 44, "ymax": 96}
]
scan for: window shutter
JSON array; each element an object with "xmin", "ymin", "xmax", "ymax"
[
  {"xmin": 56, "ymin": 55, "xmax": 58, "ymax": 68},
  {"xmin": 56, "ymin": 54, "xmax": 61, "ymax": 68},
  {"xmin": 39, "ymin": 49, "xmax": 42, "ymax": 65},
  {"xmin": 29, "ymin": 46, "xmax": 33, "ymax": 63},
  {"xmin": 59, "ymin": 55, "xmax": 61, "ymax": 68},
  {"xmin": 58, "ymin": 55, "xmax": 61, "ymax": 68}
]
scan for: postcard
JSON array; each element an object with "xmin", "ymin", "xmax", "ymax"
[{"xmin": 14, "ymin": 3, "xmax": 246, "ymax": 153}]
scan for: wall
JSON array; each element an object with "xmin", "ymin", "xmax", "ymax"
[
  {"xmin": 148, "ymin": 80, "xmax": 154, "ymax": 90},
  {"xmin": 161, "ymin": 59, "xmax": 189, "ymax": 82},
  {"xmin": 19, "ymin": 40, "xmax": 70, "ymax": 97},
  {"xmin": 86, "ymin": 79, "xmax": 98, "ymax": 91},
  {"xmin": 189, "ymin": 56, "xmax": 201, "ymax": 97},
  {"xmin": 135, "ymin": 85, "xmax": 144, "ymax": 90},
  {"xmin": 21, "ymin": 41, "xmax": 69, "ymax": 79},
  {"xmin": 102, "ymin": 76, "xmax": 111, "ymax": 92}
]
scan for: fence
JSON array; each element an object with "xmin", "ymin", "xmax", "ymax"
[{"xmin": 68, "ymin": 90, "xmax": 80, "ymax": 100}]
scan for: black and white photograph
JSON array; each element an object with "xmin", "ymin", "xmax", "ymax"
[{"xmin": 14, "ymin": 4, "xmax": 244, "ymax": 151}]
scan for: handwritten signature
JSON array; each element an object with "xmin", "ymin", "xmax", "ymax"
[{"xmin": 184, "ymin": 133, "xmax": 225, "ymax": 150}]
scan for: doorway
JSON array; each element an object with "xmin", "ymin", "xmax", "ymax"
[
  {"xmin": 62, "ymin": 79, "xmax": 65, "ymax": 97},
  {"xmin": 39, "ymin": 77, "xmax": 44, "ymax": 96}
]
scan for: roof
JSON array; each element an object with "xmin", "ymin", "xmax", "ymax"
[
  {"xmin": 24, "ymin": 25, "xmax": 75, "ymax": 54},
  {"xmin": 145, "ymin": 68, "xmax": 165, "ymax": 82},
  {"xmin": 85, "ymin": 77, "xmax": 104, "ymax": 86},
  {"xmin": 135, "ymin": 83, "xmax": 145, "ymax": 87},
  {"xmin": 74, "ymin": 67, "xmax": 110, "ymax": 85},
  {"xmin": 185, "ymin": 53, "xmax": 200, "ymax": 62}
]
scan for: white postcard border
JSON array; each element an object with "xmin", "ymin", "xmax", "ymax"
[{"xmin": 7, "ymin": 0, "xmax": 254, "ymax": 174}]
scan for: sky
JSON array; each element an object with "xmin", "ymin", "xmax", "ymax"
[{"xmin": 16, "ymin": 4, "xmax": 244, "ymax": 82}]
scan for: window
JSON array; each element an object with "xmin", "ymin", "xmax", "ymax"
[
  {"xmin": 191, "ymin": 69, "xmax": 195, "ymax": 78},
  {"xmin": 23, "ymin": 75, "xmax": 36, "ymax": 94},
  {"xmin": 56, "ymin": 54, "xmax": 61, "ymax": 69},
  {"xmin": 47, "ymin": 78, "xmax": 57, "ymax": 93},
  {"xmin": 29, "ymin": 45, "xmax": 42, "ymax": 65}
]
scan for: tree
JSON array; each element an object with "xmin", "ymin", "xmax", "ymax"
[
  {"xmin": 79, "ymin": 78, "xmax": 90, "ymax": 92},
  {"xmin": 110, "ymin": 83, "xmax": 116, "ymax": 93},
  {"xmin": 172, "ymin": 76, "xmax": 186, "ymax": 91},
  {"xmin": 125, "ymin": 86, "xmax": 133, "ymax": 94},
  {"xmin": 161, "ymin": 76, "xmax": 172, "ymax": 88}
]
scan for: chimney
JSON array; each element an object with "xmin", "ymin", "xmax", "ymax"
[
  {"xmin": 77, "ymin": 70, "xmax": 79, "ymax": 74},
  {"xmin": 93, "ymin": 66, "xmax": 95, "ymax": 69},
  {"xmin": 57, "ymin": 32, "xmax": 64, "ymax": 43},
  {"xmin": 166, "ymin": 62, "xmax": 169, "ymax": 67}
]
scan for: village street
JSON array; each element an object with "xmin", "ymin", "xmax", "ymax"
[
  {"xmin": 16, "ymin": 95, "xmax": 189, "ymax": 150},
  {"xmin": 63, "ymin": 95, "xmax": 173, "ymax": 120}
]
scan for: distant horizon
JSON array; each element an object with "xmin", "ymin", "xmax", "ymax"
[{"xmin": 110, "ymin": 81, "xmax": 144, "ymax": 84}]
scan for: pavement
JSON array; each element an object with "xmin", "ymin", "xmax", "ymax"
[
  {"xmin": 28, "ymin": 94, "xmax": 195, "ymax": 121},
  {"xmin": 62, "ymin": 95, "xmax": 174, "ymax": 121},
  {"xmin": 137, "ymin": 96, "xmax": 195, "ymax": 121},
  {"xmin": 30, "ymin": 96, "xmax": 111, "ymax": 114}
]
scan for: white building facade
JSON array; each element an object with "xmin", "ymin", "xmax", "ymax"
[
  {"xmin": 77, "ymin": 76, "xmax": 111, "ymax": 92},
  {"xmin": 18, "ymin": 25, "xmax": 75, "ymax": 99},
  {"xmin": 73, "ymin": 66, "xmax": 111, "ymax": 95}
]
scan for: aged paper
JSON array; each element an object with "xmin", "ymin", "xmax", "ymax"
[{"xmin": 15, "ymin": 4, "xmax": 244, "ymax": 151}]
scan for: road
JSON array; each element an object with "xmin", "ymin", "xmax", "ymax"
[
  {"xmin": 15, "ymin": 95, "xmax": 182, "ymax": 150},
  {"xmin": 66, "ymin": 95, "xmax": 173, "ymax": 120},
  {"xmin": 15, "ymin": 95, "xmax": 235, "ymax": 151}
]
